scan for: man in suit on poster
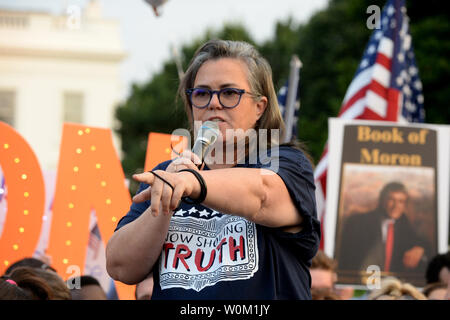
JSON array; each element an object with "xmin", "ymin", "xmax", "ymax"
[{"xmin": 337, "ymin": 182, "xmax": 431, "ymax": 278}]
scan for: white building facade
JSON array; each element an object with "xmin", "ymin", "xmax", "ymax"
[{"xmin": 0, "ymin": 1, "xmax": 125, "ymax": 169}]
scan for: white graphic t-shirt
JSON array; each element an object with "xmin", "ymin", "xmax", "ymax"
[{"xmin": 159, "ymin": 206, "xmax": 258, "ymax": 292}]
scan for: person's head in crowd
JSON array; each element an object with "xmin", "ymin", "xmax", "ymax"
[
  {"xmin": 68, "ymin": 275, "xmax": 107, "ymax": 300},
  {"xmin": 422, "ymin": 282, "xmax": 448, "ymax": 300},
  {"xmin": 1, "ymin": 267, "xmax": 53, "ymax": 300},
  {"xmin": 135, "ymin": 274, "xmax": 154, "ymax": 300},
  {"xmin": 0, "ymin": 277, "xmax": 32, "ymax": 300},
  {"xmin": 425, "ymin": 251, "xmax": 450, "ymax": 284},
  {"xmin": 311, "ymin": 287, "xmax": 341, "ymax": 300},
  {"xmin": 368, "ymin": 277, "xmax": 427, "ymax": 300},
  {"xmin": 310, "ymin": 250, "xmax": 354, "ymax": 300},
  {"xmin": 31, "ymin": 268, "xmax": 71, "ymax": 300},
  {"xmin": 5, "ymin": 257, "xmax": 57, "ymax": 275},
  {"xmin": 377, "ymin": 182, "xmax": 408, "ymax": 220}
]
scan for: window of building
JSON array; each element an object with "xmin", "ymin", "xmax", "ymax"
[
  {"xmin": 63, "ymin": 92, "xmax": 84, "ymax": 123},
  {"xmin": 0, "ymin": 90, "xmax": 15, "ymax": 126}
]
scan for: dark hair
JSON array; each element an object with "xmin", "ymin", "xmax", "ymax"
[
  {"xmin": 67, "ymin": 275, "xmax": 106, "ymax": 300},
  {"xmin": 6, "ymin": 267, "xmax": 53, "ymax": 300},
  {"xmin": 311, "ymin": 250, "xmax": 337, "ymax": 271},
  {"xmin": 32, "ymin": 268, "xmax": 71, "ymax": 300},
  {"xmin": 67, "ymin": 275, "xmax": 102, "ymax": 289},
  {"xmin": 5, "ymin": 257, "xmax": 56, "ymax": 275},
  {"xmin": 422, "ymin": 282, "xmax": 448, "ymax": 298},
  {"xmin": 0, "ymin": 277, "xmax": 32, "ymax": 300},
  {"xmin": 425, "ymin": 251, "xmax": 450, "ymax": 284},
  {"xmin": 377, "ymin": 181, "xmax": 408, "ymax": 210}
]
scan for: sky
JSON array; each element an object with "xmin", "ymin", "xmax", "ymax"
[{"xmin": 0, "ymin": 0, "xmax": 329, "ymax": 100}]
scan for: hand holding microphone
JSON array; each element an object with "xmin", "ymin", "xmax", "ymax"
[
  {"xmin": 167, "ymin": 120, "xmax": 220, "ymax": 173},
  {"xmin": 133, "ymin": 121, "xmax": 219, "ymax": 215}
]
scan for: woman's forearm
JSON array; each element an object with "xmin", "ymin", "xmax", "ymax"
[
  {"xmin": 200, "ymin": 168, "xmax": 301, "ymax": 228},
  {"xmin": 106, "ymin": 207, "xmax": 171, "ymax": 284},
  {"xmin": 200, "ymin": 168, "xmax": 267, "ymax": 222}
]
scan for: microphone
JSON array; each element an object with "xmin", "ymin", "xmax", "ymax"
[{"xmin": 192, "ymin": 121, "xmax": 220, "ymax": 164}]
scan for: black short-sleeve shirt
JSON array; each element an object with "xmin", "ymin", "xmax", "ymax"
[{"xmin": 115, "ymin": 145, "xmax": 320, "ymax": 299}]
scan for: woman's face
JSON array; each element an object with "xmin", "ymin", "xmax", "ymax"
[{"xmin": 191, "ymin": 58, "xmax": 267, "ymax": 140}]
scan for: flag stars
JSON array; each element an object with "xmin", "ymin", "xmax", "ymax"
[
  {"xmin": 199, "ymin": 209, "xmax": 210, "ymax": 217},
  {"xmin": 414, "ymin": 80, "xmax": 423, "ymax": 90},
  {"xmin": 174, "ymin": 208, "xmax": 186, "ymax": 216},
  {"xmin": 402, "ymin": 85, "xmax": 412, "ymax": 97},
  {"xmin": 367, "ymin": 45, "xmax": 376, "ymax": 55},
  {"xmin": 405, "ymin": 101, "xmax": 416, "ymax": 112},
  {"xmin": 402, "ymin": 34, "xmax": 412, "ymax": 51},
  {"xmin": 278, "ymin": 86, "xmax": 287, "ymax": 96},
  {"xmin": 387, "ymin": 5, "xmax": 395, "ymax": 16},
  {"xmin": 360, "ymin": 59, "xmax": 369, "ymax": 68},
  {"xmin": 374, "ymin": 31, "xmax": 383, "ymax": 40},
  {"xmin": 409, "ymin": 66, "xmax": 418, "ymax": 76},
  {"xmin": 187, "ymin": 207, "xmax": 197, "ymax": 215},
  {"xmin": 417, "ymin": 94, "xmax": 424, "ymax": 104},
  {"xmin": 390, "ymin": 19, "xmax": 396, "ymax": 29}
]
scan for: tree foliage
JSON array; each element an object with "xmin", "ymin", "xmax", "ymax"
[{"xmin": 115, "ymin": 0, "xmax": 449, "ymax": 190}]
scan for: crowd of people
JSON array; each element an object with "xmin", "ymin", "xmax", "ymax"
[
  {"xmin": 310, "ymin": 250, "xmax": 450, "ymax": 300},
  {"xmin": 1, "ymin": 250, "xmax": 448, "ymax": 300},
  {"xmin": 0, "ymin": 257, "xmax": 107, "ymax": 300}
]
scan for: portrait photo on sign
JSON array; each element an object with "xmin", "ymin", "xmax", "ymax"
[{"xmin": 334, "ymin": 165, "xmax": 437, "ymax": 287}]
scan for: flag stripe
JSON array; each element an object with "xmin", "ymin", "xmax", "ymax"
[
  {"xmin": 342, "ymin": 67, "xmax": 373, "ymax": 104},
  {"xmin": 339, "ymin": 84, "xmax": 370, "ymax": 117}
]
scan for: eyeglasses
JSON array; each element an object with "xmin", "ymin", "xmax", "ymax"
[{"xmin": 186, "ymin": 87, "xmax": 254, "ymax": 109}]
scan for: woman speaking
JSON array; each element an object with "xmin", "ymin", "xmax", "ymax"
[{"xmin": 106, "ymin": 39, "xmax": 320, "ymax": 299}]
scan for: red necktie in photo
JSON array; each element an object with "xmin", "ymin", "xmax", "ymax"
[{"xmin": 384, "ymin": 221, "xmax": 395, "ymax": 272}]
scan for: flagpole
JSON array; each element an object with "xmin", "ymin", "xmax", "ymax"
[
  {"xmin": 283, "ymin": 55, "xmax": 302, "ymax": 143},
  {"xmin": 171, "ymin": 43, "xmax": 184, "ymax": 80}
]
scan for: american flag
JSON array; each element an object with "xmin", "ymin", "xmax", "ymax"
[
  {"xmin": 277, "ymin": 80, "xmax": 300, "ymax": 141},
  {"xmin": 88, "ymin": 223, "xmax": 102, "ymax": 259},
  {"xmin": 314, "ymin": 0, "xmax": 425, "ymax": 248}
]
